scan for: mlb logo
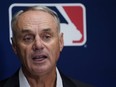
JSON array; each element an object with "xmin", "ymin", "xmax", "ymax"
[{"xmin": 9, "ymin": 3, "xmax": 86, "ymax": 46}]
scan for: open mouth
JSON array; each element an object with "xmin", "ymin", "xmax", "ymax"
[{"xmin": 32, "ymin": 54, "xmax": 48, "ymax": 62}]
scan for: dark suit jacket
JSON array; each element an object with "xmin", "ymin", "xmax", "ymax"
[{"xmin": 0, "ymin": 70, "xmax": 93, "ymax": 87}]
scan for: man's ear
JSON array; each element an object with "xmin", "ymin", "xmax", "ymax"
[
  {"xmin": 59, "ymin": 32, "xmax": 64, "ymax": 52},
  {"xmin": 11, "ymin": 38, "xmax": 17, "ymax": 54}
]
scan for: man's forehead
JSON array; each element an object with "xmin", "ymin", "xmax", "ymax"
[
  {"xmin": 19, "ymin": 10, "xmax": 54, "ymax": 19},
  {"xmin": 17, "ymin": 10, "xmax": 57, "ymax": 26}
]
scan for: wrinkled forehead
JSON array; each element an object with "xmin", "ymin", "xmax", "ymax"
[
  {"xmin": 14, "ymin": 10, "xmax": 59, "ymax": 31},
  {"xmin": 18, "ymin": 10, "xmax": 56, "ymax": 22},
  {"xmin": 18, "ymin": 10, "xmax": 57, "ymax": 28}
]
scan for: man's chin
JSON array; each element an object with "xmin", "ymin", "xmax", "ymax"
[{"xmin": 31, "ymin": 65, "xmax": 51, "ymax": 76}]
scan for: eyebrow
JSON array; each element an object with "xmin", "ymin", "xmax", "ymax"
[
  {"xmin": 42, "ymin": 28, "xmax": 52, "ymax": 32},
  {"xmin": 21, "ymin": 29, "xmax": 32, "ymax": 33}
]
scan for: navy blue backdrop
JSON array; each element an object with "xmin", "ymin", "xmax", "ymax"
[{"xmin": 0, "ymin": 0, "xmax": 116, "ymax": 87}]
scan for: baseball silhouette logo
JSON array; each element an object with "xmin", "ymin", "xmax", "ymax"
[{"xmin": 9, "ymin": 3, "xmax": 86, "ymax": 46}]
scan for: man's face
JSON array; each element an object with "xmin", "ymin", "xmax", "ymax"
[{"xmin": 12, "ymin": 10, "xmax": 64, "ymax": 76}]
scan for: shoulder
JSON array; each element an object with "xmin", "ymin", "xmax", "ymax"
[
  {"xmin": 0, "ymin": 71, "xmax": 19, "ymax": 87},
  {"xmin": 60, "ymin": 72, "xmax": 94, "ymax": 87}
]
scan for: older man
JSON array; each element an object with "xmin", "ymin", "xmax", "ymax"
[{"xmin": 0, "ymin": 6, "xmax": 93, "ymax": 87}]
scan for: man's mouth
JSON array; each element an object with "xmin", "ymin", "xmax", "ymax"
[{"xmin": 32, "ymin": 54, "xmax": 48, "ymax": 62}]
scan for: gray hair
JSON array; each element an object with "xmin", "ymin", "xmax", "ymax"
[{"xmin": 11, "ymin": 6, "xmax": 60, "ymax": 38}]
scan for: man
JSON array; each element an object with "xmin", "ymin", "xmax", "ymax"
[{"xmin": 0, "ymin": 6, "xmax": 93, "ymax": 87}]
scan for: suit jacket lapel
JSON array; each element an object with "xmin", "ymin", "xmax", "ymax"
[{"xmin": 60, "ymin": 72, "xmax": 77, "ymax": 87}]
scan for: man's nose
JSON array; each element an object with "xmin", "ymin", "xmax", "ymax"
[{"xmin": 32, "ymin": 37, "xmax": 44, "ymax": 51}]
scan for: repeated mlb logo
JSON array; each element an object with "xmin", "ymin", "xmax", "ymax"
[{"xmin": 9, "ymin": 3, "xmax": 86, "ymax": 46}]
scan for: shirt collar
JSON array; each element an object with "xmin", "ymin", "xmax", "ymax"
[
  {"xmin": 19, "ymin": 68, "xmax": 63, "ymax": 87},
  {"xmin": 19, "ymin": 68, "xmax": 30, "ymax": 87},
  {"xmin": 56, "ymin": 68, "xmax": 63, "ymax": 87}
]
